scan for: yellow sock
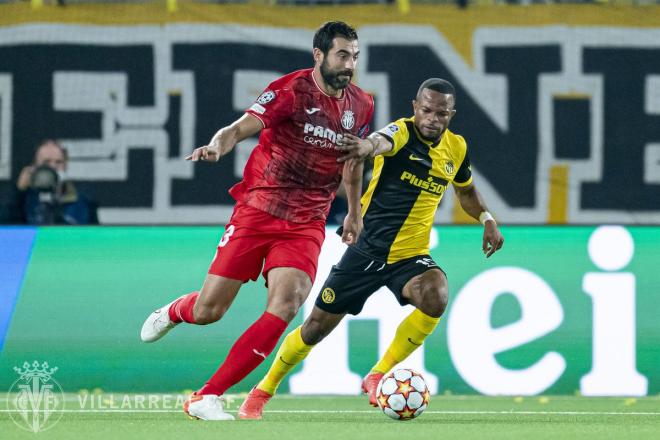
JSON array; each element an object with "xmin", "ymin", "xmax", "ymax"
[
  {"xmin": 257, "ymin": 326, "xmax": 313, "ymax": 395},
  {"xmin": 371, "ymin": 308, "xmax": 440, "ymax": 374}
]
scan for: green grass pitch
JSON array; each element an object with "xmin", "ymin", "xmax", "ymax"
[{"xmin": 2, "ymin": 394, "xmax": 659, "ymax": 440}]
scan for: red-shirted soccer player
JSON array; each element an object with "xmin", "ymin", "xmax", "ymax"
[{"xmin": 140, "ymin": 21, "xmax": 374, "ymax": 421}]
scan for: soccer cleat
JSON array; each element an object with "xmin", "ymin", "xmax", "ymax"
[
  {"xmin": 361, "ymin": 372, "xmax": 385, "ymax": 407},
  {"xmin": 184, "ymin": 393, "xmax": 235, "ymax": 421},
  {"xmin": 140, "ymin": 296, "xmax": 183, "ymax": 343},
  {"xmin": 237, "ymin": 387, "xmax": 273, "ymax": 420}
]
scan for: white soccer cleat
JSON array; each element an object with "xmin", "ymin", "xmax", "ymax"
[
  {"xmin": 140, "ymin": 297, "xmax": 182, "ymax": 343},
  {"xmin": 184, "ymin": 394, "xmax": 235, "ymax": 421}
]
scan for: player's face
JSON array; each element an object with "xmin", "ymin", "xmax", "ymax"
[
  {"xmin": 319, "ymin": 37, "xmax": 359, "ymax": 91},
  {"xmin": 412, "ymin": 88, "xmax": 456, "ymax": 141}
]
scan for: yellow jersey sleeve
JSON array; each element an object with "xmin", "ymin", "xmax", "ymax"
[{"xmin": 376, "ymin": 118, "xmax": 410, "ymax": 157}]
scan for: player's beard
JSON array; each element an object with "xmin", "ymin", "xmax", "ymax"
[
  {"xmin": 320, "ymin": 59, "xmax": 352, "ymax": 91},
  {"xmin": 418, "ymin": 124, "xmax": 445, "ymax": 143}
]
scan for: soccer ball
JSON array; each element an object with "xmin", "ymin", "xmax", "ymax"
[{"xmin": 376, "ymin": 369, "xmax": 430, "ymax": 420}]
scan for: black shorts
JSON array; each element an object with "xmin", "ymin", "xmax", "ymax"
[{"xmin": 314, "ymin": 246, "xmax": 445, "ymax": 315}]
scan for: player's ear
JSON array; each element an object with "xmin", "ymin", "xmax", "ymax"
[
  {"xmin": 313, "ymin": 48, "xmax": 324, "ymax": 65},
  {"xmin": 412, "ymin": 99, "xmax": 418, "ymax": 112}
]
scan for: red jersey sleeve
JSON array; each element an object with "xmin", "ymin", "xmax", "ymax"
[
  {"xmin": 245, "ymin": 86, "xmax": 295, "ymax": 129},
  {"xmin": 358, "ymin": 97, "xmax": 375, "ymax": 139}
]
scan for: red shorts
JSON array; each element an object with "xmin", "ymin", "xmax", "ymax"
[{"xmin": 208, "ymin": 203, "xmax": 326, "ymax": 283}]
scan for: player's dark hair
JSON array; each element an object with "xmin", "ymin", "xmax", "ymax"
[
  {"xmin": 313, "ymin": 21, "xmax": 358, "ymax": 55},
  {"xmin": 417, "ymin": 78, "xmax": 456, "ymax": 100}
]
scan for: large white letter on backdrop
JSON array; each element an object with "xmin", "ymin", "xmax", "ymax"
[
  {"xmin": 447, "ymin": 267, "xmax": 565, "ymax": 395},
  {"xmin": 580, "ymin": 226, "xmax": 647, "ymax": 396}
]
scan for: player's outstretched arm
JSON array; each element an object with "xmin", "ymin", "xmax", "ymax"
[
  {"xmin": 335, "ymin": 133, "xmax": 392, "ymax": 162},
  {"xmin": 341, "ymin": 159, "xmax": 364, "ymax": 245},
  {"xmin": 186, "ymin": 113, "xmax": 263, "ymax": 162},
  {"xmin": 453, "ymin": 183, "xmax": 504, "ymax": 258}
]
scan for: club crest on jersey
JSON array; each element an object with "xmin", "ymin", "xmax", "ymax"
[
  {"xmin": 341, "ymin": 110, "xmax": 355, "ymax": 130},
  {"xmin": 256, "ymin": 90, "xmax": 275, "ymax": 105},
  {"xmin": 445, "ymin": 160, "xmax": 455, "ymax": 175}
]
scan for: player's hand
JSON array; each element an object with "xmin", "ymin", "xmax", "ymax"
[
  {"xmin": 341, "ymin": 212, "xmax": 363, "ymax": 245},
  {"xmin": 186, "ymin": 135, "xmax": 221, "ymax": 162},
  {"xmin": 482, "ymin": 220, "xmax": 504, "ymax": 258},
  {"xmin": 336, "ymin": 133, "xmax": 373, "ymax": 163}
]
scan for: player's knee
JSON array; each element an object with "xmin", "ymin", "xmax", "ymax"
[
  {"xmin": 267, "ymin": 296, "xmax": 303, "ymax": 322},
  {"xmin": 272, "ymin": 302, "xmax": 301, "ymax": 322},
  {"xmin": 300, "ymin": 320, "xmax": 328, "ymax": 345},
  {"xmin": 192, "ymin": 302, "xmax": 226, "ymax": 325},
  {"xmin": 267, "ymin": 284, "xmax": 309, "ymax": 322},
  {"xmin": 419, "ymin": 283, "xmax": 448, "ymax": 318}
]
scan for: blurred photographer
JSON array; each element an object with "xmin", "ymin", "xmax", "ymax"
[{"xmin": 5, "ymin": 139, "xmax": 98, "ymax": 225}]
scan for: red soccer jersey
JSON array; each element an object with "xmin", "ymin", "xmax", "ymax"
[{"xmin": 230, "ymin": 68, "xmax": 374, "ymax": 223}]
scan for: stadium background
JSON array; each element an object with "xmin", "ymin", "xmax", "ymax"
[{"xmin": 1, "ymin": 1, "xmax": 659, "ymax": 397}]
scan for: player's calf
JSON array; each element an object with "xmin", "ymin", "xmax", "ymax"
[{"xmin": 192, "ymin": 302, "xmax": 227, "ymax": 325}]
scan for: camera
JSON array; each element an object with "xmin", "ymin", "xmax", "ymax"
[{"xmin": 25, "ymin": 165, "xmax": 61, "ymax": 225}]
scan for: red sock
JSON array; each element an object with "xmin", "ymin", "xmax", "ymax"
[
  {"xmin": 198, "ymin": 312, "xmax": 288, "ymax": 396},
  {"xmin": 168, "ymin": 292, "xmax": 199, "ymax": 324}
]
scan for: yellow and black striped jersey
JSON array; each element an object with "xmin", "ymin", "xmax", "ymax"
[{"xmin": 356, "ymin": 117, "xmax": 472, "ymax": 264}]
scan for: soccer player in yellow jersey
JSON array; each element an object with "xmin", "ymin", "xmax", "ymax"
[{"xmin": 238, "ymin": 78, "xmax": 504, "ymax": 419}]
